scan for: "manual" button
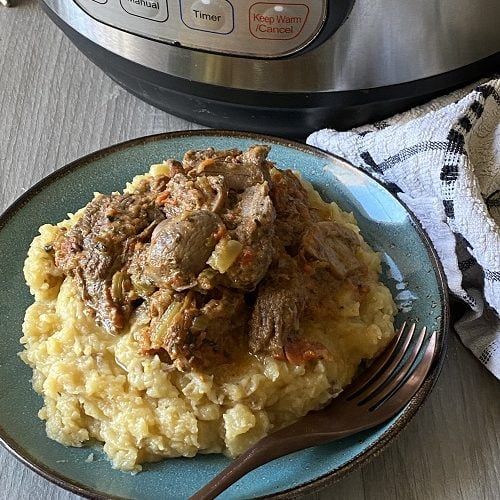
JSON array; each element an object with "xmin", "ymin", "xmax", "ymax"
[
  {"xmin": 180, "ymin": 0, "xmax": 234, "ymax": 34},
  {"xmin": 249, "ymin": 3, "xmax": 309, "ymax": 40},
  {"xmin": 120, "ymin": 0, "xmax": 169, "ymax": 22}
]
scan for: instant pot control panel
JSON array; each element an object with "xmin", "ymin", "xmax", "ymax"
[{"xmin": 73, "ymin": 0, "xmax": 332, "ymax": 57}]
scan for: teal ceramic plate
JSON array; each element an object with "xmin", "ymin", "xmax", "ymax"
[{"xmin": 0, "ymin": 131, "xmax": 448, "ymax": 499}]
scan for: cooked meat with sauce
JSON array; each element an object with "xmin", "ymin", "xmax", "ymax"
[
  {"xmin": 248, "ymin": 252, "xmax": 306, "ymax": 359},
  {"xmin": 144, "ymin": 210, "xmax": 223, "ymax": 291},
  {"xmin": 223, "ymin": 182, "xmax": 275, "ymax": 291},
  {"xmin": 270, "ymin": 168, "xmax": 318, "ymax": 252},
  {"xmin": 138, "ymin": 287, "xmax": 247, "ymax": 370},
  {"xmin": 300, "ymin": 221, "xmax": 362, "ymax": 279},
  {"xmin": 248, "ymin": 220, "xmax": 362, "ymax": 362},
  {"xmin": 54, "ymin": 192, "xmax": 164, "ymax": 333},
  {"xmin": 155, "ymin": 173, "xmax": 228, "ymax": 218},
  {"xmin": 183, "ymin": 145, "xmax": 272, "ymax": 191},
  {"xmin": 51, "ymin": 145, "xmax": 371, "ymax": 370}
]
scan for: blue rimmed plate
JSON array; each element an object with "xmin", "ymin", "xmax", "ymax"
[{"xmin": 0, "ymin": 130, "xmax": 448, "ymax": 499}]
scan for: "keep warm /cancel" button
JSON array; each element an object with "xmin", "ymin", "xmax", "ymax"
[{"xmin": 249, "ymin": 3, "xmax": 309, "ymax": 40}]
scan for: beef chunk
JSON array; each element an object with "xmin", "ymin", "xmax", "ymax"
[
  {"xmin": 182, "ymin": 147, "xmax": 240, "ymax": 172},
  {"xmin": 248, "ymin": 253, "xmax": 334, "ymax": 364},
  {"xmin": 54, "ymin": 192, "xmax": 164, "ymax": 333},
  {"xmin": 248, "ymin": 220, "xmax": 360, "ymax": 364},
  {"xmin": 299, "ymin": 221, "xmax": 361, "ymax": 279},
  {"xmin": 270, "ymin": 169, "xmax": 316, "ymax": 252},
  {"xmin": 183, "ymin": 145, "xmax": 271, "ymax": 192},
  {"xmin": 157, "ymin": 292, "xmax": 199, "ymax": 369},
  {"xmin": 156, "ymin": 173, "xmax": 228, "ymax": 218},
  {"xmin": 144, "ymin": 210, "xmax": 223, "ymax": 291},
  {"xmin": 223, "ymin": 182, "xmax": 275, "ymax": 291},
  {"xmin": 140, "ymin": 288, "xmax": 247, "ymax": 370},
  {"xmin": 248, "ymin": 254, "xmax": 306, "ymax": 358}
]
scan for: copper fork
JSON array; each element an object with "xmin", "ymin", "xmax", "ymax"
[{"xmin": 190, "ymin": 323, "xmax": 438, "ymax": 500}]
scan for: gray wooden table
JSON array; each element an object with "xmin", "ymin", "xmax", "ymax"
[{"xmin": 1, "ymin": 2, "xmax": 499, "ymax": 500}]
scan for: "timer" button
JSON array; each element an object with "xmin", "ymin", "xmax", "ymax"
[
  {"xmin": 249, "ymin": 3, "xmax": 309, "ymax": 40},
  {"xmin": 120, "ymin": 0, "xmax": 169, "ymax": 22},
  {"xmin": 180, "ymin": 0, "xmax": 234, "ymax": 34}
]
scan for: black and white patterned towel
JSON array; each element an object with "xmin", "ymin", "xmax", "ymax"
[{"xmin": 308, "ymin": 78, "xmax": 500, "ymax": 379}]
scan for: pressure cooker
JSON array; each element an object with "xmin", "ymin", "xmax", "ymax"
[{"xmin": 41, "ymin": 0, "xmax": 500, "ymax": 136}]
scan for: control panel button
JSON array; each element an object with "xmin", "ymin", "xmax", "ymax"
[
  {"xmin": 180, "ymin": 0, "xmax": 234, "ymax": 34},
  {"xmin": 120, "ymin": 0, "xmax": 169, "ymax": 22},
  {"xmin": 249, "ymin": 3, "xmax": 309, "ymax": 40}
]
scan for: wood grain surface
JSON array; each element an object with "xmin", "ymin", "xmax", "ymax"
[{"xmin": 1, "ymin": 2, "xmax": 499, "ymax": 499}]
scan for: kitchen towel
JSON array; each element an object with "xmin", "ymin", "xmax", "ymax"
[{"xmin": 308, "ymin": 78, "xmax": 500, "ymax": 379}]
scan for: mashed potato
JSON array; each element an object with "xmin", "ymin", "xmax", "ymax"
[{"xmin": 20, "ymin": 166, "xmax": 396, "ymax": 472}]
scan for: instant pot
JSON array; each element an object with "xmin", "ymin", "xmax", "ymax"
[{"xmin": 41, "ymin": 0, "xmax": 499, "ymax": 137}]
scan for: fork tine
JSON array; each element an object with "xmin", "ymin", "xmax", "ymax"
[
  {"xmin": 368, "ymin": 330, "xmax": 437, "ymax": 413},
  {"xmin": 357, "ymin": 325, "xmax": 427, "ymax": 405},
  {"xmin": 343, "ymin": 322, "xmax": 414, "ymax": 401}
]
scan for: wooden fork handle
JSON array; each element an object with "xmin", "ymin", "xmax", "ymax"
[{"xmin": 188, "ymin": 423, "xmax": 350, "ymax": 500}]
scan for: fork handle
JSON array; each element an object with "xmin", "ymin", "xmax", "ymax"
[{"xmin": 189, "ymin": 422, "xmax": 350, "ymax": 500}]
